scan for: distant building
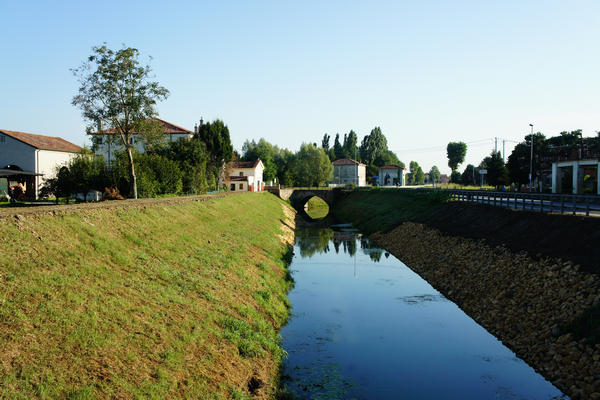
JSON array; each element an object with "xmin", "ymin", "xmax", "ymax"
[
  {"xmin": 91, "ymin": 118, "xmax": 194, "ymax": 165},
  {"xmin": 440, "ymin": 174, "xmax": 450, "ymax": 184},
  {"xmin": 225, "ymin": 160, "xmax": 265, "ymax": 192},
  {"xmin": 0, "ymin": 129, "xmax": 82, "ymax": 199},
  {"xmin": 332, "ymin": 158, "xmax": 367, "ymax": 186},
  {"xmin": 378, "ymin": 165, "xmax": 405, "ymax": 186}
]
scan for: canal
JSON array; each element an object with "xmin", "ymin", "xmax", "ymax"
[{"xmin": 280, "ymin": 227, "xmax": 567, "ymax": 399}]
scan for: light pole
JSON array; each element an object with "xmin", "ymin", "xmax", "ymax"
[{"xmin": 529, "ymin": 123, "xmax": 534, "ymax": 191}]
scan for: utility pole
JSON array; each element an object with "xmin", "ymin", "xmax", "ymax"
[{"xmin": 529, "ymin": 124, "xmax": 534, "ymax": 191}]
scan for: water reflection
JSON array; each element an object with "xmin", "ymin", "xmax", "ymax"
[
  {"xmin": 295, "ymin": 228, "xmax": 385, "ymax": 262},
  {"xmin": 282, "ymin": 227, "xmax": 567, "ymax": 400}
]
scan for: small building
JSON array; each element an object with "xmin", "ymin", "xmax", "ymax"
[
  {"xmin": 332, "ymin": 158, "xmax": 367, "ymax": 186},
  {"xmin": 440, "ymin": 174, "xmax": 450, "ymax": 184},
  {"xmin": 552, "ymin": 160, "xmax": 600, "ymax": 195},
  {"xmin": 0, "ymin": 129, "xmax": 82, "ymax": 199},
  {"xmin": 378, "ymin": 165, "xmax": 405, "ymax": 186},
  {"xmin": 225, "ymin": 160, "xmax": 265, "ymax": 192},
  {"xmin": 91, "ymin": 118, "xmax": 194, "ymax": 165}
]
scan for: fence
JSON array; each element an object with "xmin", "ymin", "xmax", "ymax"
[{"xmin": 447, "ymin": 189, "xmax": 600, "ymax": 216}]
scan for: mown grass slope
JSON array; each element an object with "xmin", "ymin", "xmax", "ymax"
[
  {"xmin": 332, "ymin": 188, "xmax": 450, "ymax": 234},
  {"xmin": 0, "ymin": 193, "xmax": 295, "ymax": 399}
]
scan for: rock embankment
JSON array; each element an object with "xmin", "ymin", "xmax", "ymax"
[{"xmin": 372, "ymin": 222, "xmax": 600, "ymax": 399}]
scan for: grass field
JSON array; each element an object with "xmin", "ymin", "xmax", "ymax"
[
  {"xmin": 304, "ymin": 196, "xmax": 329, "ymax": 220},
  {"xmin": 332, "ymin": 188, "xmax": 450, "ymax": 234},
  {"xmin": 0, "ymin": 193, "xmax": 295, "ymax": 399}
]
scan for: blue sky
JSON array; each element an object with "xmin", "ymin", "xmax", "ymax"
[{"xmin": 1, "ymin": 0, "xmax": 599, "ymax": 174}]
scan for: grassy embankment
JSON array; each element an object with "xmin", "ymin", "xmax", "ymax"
[
  {"xmin": 303, "ymin": 197, "xmax": 329, "ymax": 220},
  {"xmin": 0, "ymin": 193, "xmax": 295, "ymax": 399},
  {"xmin": 332, "ymin": 188, "xmax": 450, "ymax": 234}
]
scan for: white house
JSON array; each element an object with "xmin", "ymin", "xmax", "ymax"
[
  {"xmin": 378, "ymin": 165, "xmax": 405, "ymax": 186},
  {"xmin": 225, "ymin": 160, "xmax": 265, "ymax": 192},
  {"xmin": 91, "ymin": 118, "xmax": 194, "ymax": 165},
  {"xmin": 0, "ymin": 129, "xmax": 82, "ymax": 199},
  {"xmin": 331, "ymin": 158, "xmax": 367, "ymax": 186}
]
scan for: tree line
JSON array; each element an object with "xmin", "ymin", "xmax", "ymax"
[{"xmin": 446, "ymin": 130, "xmax": 599, "ymax": 189}]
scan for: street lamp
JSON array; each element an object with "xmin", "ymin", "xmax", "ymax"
[{"xmin": 529, "ymin": 123, "xmax": 534, "ymax": 191}]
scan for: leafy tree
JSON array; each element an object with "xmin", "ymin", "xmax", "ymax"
[
  {"xmin": 333, "ymin": 134, "xmax": 344, "ymax": 160},
  {"xmin": 429, "ymin": 166, "xmax": 441, "ymax": 185},
  {"xmin": 72, "ymin": 44, "xmax": 169, "ymax": 198},
  {"xmin": 159, "ymin": 137, "xmax": 209, "ymax": 194},
  {"xmin": 450, "ymin": 170, "xmax": 462, "ymax": 184},
  {"xmin": 415, "ymin": 167, "xmax": 425, "ymax": 185},
  {"xmin": 482, "ymin": 151, "xmax": 510, "ymax": 186},
  {"xmin": 241, "ymin": 138, "xmax": 278, "ymax": 182},
  {"xmin": 292, "ymin": 144, "xmax": 333, "ymax": 187},
  {"xmin": 461, "ymin": 164, "xmax": 477, "ymax": 186},
  {"xmin": 506, "ymin": 132, "xmax": 546, "ymax": 185},
  {"xmin": 197, "ymin": 119, "xmax": 233, "ymax": 190},
  {"xmin": 274, "ymin": 149, "xmax": 296, "ymax": 186},
  {"xmin": 407, "ymin": 161, "xmax": 420, "ymax": 185},
  {"xmin": 446, "ymin": 142, "xmax": 467, "ymax": 173},
  {"xmin": 360, "ymin": 127, "xmax": 388, "ymax": 165}
]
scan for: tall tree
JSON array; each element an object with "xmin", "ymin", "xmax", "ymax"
[
  {"xmin": 446, "ymin": 142, "xmax": 467, "ymax": 173},
  {"xmin": 72, "ymin": 44, "xmax": 169, "ymax": 198},
  {"xmin": 197, "ymin": 119, "xmax": 233, "ymax": 189},
  {"xmin": 360, "ymin": 127, "xmax": 388, "ymax": 165},
  {"xmin": 241, "ymin": 138, "xmax": 278, "ymax": 182},
  {"xmin": 321, "ymin": 133, "xmax": 331, "ymax": 151},
  {"xmin": 333, "ymin": 134, "xmax": 344, "ymax": 160},
  {"xmin": 408, "ymin": 161, "xmax": 420, "ymax": 185},
  {"xmin": 343, "ymin": 130, "xmax": 359, "ymax": 160}
]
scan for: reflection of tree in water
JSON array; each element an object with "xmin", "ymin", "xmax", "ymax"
[
  {"xmin": 296, "ymin": 229, "xmax": 386, "ymax": 261},
  {"xmin": 360, "ymin": 237, "xmax": 385, "ymax": 263},
  {"xmin": 296, "ymin": 229, "xmax": 335, "ymax": 258}
]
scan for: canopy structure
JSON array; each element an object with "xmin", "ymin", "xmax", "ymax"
[{"xmin": 0, "ymin": 169, "xmax": 43, "ymax": 200}]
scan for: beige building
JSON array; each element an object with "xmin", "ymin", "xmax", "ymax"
[
  {"xmin": 91, "ymin": 118, "xmax": 194, "ymax": 165},
  {"xmin": 225, "ymin": 160, "xmax": 265, "ymax": 192},
  {"xmin": 378, "ymin": 165, "xmax": 405, "ymax": 186},
  {"xmin": 331, "ymin": 158, "xmax": 366, "ymax": 186}
]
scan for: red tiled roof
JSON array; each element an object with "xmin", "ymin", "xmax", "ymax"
[
  {"xmin": 332, "ymin": 158, "xmax": 366, "ymax": 166},
  {"xmin": 228, "ymin": 160, "xmax": 260, "ymax": 169},
  {"xmin": 91, "ymin": 118, "xmax": 193, "ymax": 135},
  {"xmin": 379, "ymin": 164, "xmax": 405, "ymax": 170},
  {"xmin": 0, "ymin": 129, "xmax": 82, "ymax": 153}
]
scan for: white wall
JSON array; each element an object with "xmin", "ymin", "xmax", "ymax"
[
  {"xmin": 229, "ymin": 163, "xmax": 264, "ymax": 191},
  {"xmin": 94, "ymin": 133, "xmax": 192, "ymax": 164},
  {"xmin": 36, "ymin": 150, "xmax": 78, "ymax": 192}
]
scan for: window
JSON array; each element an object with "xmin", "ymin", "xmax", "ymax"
[
  {"xmin": 239, "ymin": 172, "xmax": 244, "ymax": 176},
  {"xmin": 239, "ymin": 183, "xmax": 243, "ymax": 189},
  {"xmin": 230, "ymin": 184, "xmax": 235, "ymax": 191},
  {"xmin": 0, "ymin": 135, "xmax": 5, "ymax": 143}
]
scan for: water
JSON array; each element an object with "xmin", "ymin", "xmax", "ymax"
[{"xmin": 280, "ymin": 228, "xmax": 567, "ymax": 400}]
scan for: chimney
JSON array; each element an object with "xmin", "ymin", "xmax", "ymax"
[
  {"xmin": 199, "ymin": 117, "xmax": 204, "ymax": 126},
  {"xmin": 194, "ymin": 123, "xmax": 198, "ymax": 134}
]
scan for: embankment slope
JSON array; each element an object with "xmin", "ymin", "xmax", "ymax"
[{"xmin": 0, "ymin": 193, "xmax": 295, "ymax": 399}]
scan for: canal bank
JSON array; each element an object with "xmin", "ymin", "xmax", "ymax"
[{"xmin": 331, "ymin": 189, "xmax": 600, "ymax": 399}]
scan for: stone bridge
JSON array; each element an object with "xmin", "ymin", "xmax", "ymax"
[{"xmin": 265, "ymin": 187, "xmax": 336, "ymax": 214}]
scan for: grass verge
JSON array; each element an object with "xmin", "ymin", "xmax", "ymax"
[
  {"xmin": 0, "ymin": 193, "xmax": 295, "ymax": 399},
  {"xmin": 304, "ymin": 197, "xmax": 329, "ymax": 220}
]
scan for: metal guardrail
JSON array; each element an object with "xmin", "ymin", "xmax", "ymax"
[{"xmin": 447, "ymin": 189, "xmax": 600, "ymax": 216}]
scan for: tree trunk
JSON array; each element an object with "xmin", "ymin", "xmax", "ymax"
[{"xmin": 126, "ymin": 145, "xmax": 138, "ymax": 199}]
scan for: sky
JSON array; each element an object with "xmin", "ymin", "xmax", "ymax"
[{"xmin": 1, "ymin": 0, "xmax": 599, "ymax": 174}]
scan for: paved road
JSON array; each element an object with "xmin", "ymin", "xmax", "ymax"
[{"xmin": 463, "ymin": 194, "xmax": 600, "ymax": 217}]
